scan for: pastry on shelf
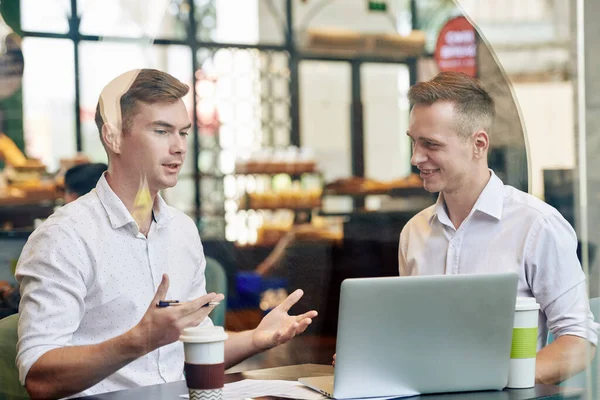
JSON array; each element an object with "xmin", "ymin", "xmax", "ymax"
[
  {"xmin": 235, "ymin": 147, "xmax": 318, "ymax": 175},
  {"xmin": 0, "ymin": 132, "xmax": 27, "ymax": 166},
  {"xmin": 0, "ymin": 133, "xmax": 58, "ymax": 206},
  {"xmin": 0, "ymin": 181, "xmax": 57, "ymax": 206},
  {"xmin": 247, "ymin": 187, "xmax": 322, "ymax": 210},
  {"xmin": 0, "ymin": 132, "xmax": 48, "ymax": 183},
  {"xmin": 325, "ymin": 173, "xmax": 424, "ymax": 195},
  {"xmin": 386, "ymin": 173, "xmax": 423, "ymax": 189},
  {"xmin": 324, "ymin": 177, "xmax": 385, "ymax": 195}
]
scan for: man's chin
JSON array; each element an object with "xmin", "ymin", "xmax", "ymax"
[
  {"xmin": 160, "ymin": 178, "xmax": 178, "ymax": 190},
  {"xmin": 422, "ymin": 181, "xmax": 441, "ymax": 194}
]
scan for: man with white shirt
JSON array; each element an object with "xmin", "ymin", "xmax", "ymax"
[
  {"xmin": 16, "ymin": 69, "xmax": 317, "ymax": 399},
  {"xmin": 399, "ymin": 71, "xmax": 597, "ymax": 385}
]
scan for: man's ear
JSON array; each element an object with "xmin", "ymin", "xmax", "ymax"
[
  {"xmin": 472, "ymin": 130, "xmax": 489, "ymax": 160},
  {"xmin": 102, "ymin": 123, "xmax": 122, "ymax": 155}
]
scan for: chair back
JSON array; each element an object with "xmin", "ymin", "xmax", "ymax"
[
  {"xmin": 0, "ymin": 313, "xmax": 29, "ymax": 398},
  {"xmin": 204, "ymin": 257, "xmax": 227, "ymax": 327}
]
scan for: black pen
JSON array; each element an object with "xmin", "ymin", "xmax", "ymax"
[{"xmin": 156, "ymin": 300, "xmax": 220, "ymax": 308}]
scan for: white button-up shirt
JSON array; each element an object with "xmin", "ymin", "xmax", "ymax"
[
  {"xmin": 399, "ymin": 170, "xmax": 598, "ymax": 350},
  {"xmin": 16, "ymin": 174, "xmax": 211, "ymax": 398}
]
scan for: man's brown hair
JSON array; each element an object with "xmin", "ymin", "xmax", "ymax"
[
  {"xmin": 408, "ymin": 71, "xmax": 495, "ymax": 138},
  {"xmin": 95, "ymin": 69, "xmax": 190, "ymax": 150}
]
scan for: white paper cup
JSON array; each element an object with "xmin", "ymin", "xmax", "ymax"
[
  {"xmin": 180, "ymin": 326, "xmax": 228, "ymax": 400},
  {"xmin": 506, "ymin": 297, "xmax": 540, "ymax": 389}
]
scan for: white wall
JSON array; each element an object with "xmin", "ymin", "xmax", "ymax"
[{"xmin": 512, "ymin": 82, "xmax": 575, "ymax": 199}]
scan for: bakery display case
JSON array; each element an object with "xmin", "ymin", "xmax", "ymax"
[
  {"xmin": 0, "ymin": 133, "xmax": 58, "ymax": 229},
  {"xmin": 230, "ymin": 147, "xmax": 344, "ymax": 247},
  {"xmin": 0, "ymin": 132, "xmax": 92, "ymax": 229},
  {"xmin": 323, "ymin": 173, "xmax": 424, "ymax": 196}
]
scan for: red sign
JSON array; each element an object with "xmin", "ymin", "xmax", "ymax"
[{"xmin": 434, "ymin": 16, "xmax": 477, "ymax": 77}]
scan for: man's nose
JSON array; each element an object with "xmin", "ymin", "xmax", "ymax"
[
  {"xmin": 411, "ymin": 145, "xmax": 426, "ymax": 166},
  {"xmin": 171, "ymin": 135, "xmax": 187, "ymax": 155}
]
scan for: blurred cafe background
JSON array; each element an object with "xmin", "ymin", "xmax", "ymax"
[{"xmin": 1, "ymin": 0, "xmax": 600, "ymax": 377}]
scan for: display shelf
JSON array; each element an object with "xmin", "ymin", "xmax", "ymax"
[{"xmin": 323, "ymin": 186, "xmax": 430, "ymax": 198}]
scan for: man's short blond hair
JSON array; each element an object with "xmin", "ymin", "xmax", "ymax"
[
  {"xmin": 408, "ymin": 71, "xmax": 495, "ymax": 138},
  {"xmin": 94, "ymin": 69, "xmax": 189, "ymax": 151}
]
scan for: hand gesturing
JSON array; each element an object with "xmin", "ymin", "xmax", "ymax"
[{"xmin": 252, "ymin": 289, "xmax": 318, "ymax": 350}]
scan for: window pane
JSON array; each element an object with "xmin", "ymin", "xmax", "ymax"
[
  {"xmin": 22, "ymin": 38, "xmax": 75, "ymax": 172},
  {"xmin": 299, "ymin": 61, "xmax": 351, "ymax": 183},
  {"xmin": 299, "ymin": 60, "xmax": 351, "ymax": 215},
  {"xmin": 294, "ymin": 0, "xmax": 411, "ymax": 39},
  {"xmin": 21, "ymin": 0, "xmax": 70, "ymax": 33},
  {"xmin": 256, "ymin": 0, "xmax": 286, "ymax": 44},
  {"xmin": 78, "ymin": 0, "xmax": 187, "ymax": 40},
  {"xmin": 195, "ymin": 0, "xmax": 285, "ymax": 45},
  {"xmin": 362, "ymin": 63, "xmax": 411, "ymax": 182},
  {"xmin": 79, "ymin": 42, "xmax": 193, "ymax": 174}
]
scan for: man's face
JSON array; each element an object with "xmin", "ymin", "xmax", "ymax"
[
  {"xmin": 407, "ymin": 101, "xmax": 475, "ymax": 195},
  {"xmin": 118, "ymin": 100, "xmax": 191, "ymax": 193}
]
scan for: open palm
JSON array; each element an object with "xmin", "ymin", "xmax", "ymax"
[{"xmin": 252, "ymin": 289, "xmax": 318, "ymax": 350}]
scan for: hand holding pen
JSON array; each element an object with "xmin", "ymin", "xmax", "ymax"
[
  {"xmin": 131, "ymin": 274, "xmax": 225, "ymax": 353},
  {"xmin": 156, "ymin": 300, "xmax": 221, "ymax": 308}
]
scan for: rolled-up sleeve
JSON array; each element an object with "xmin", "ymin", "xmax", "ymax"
[
  {"xmin": 525, "ymin": 212, "xmax": 599, "ymax": 345},
  {"xmin": 16, "ymin": 223, "xmax": 89, "ymax": 385}
]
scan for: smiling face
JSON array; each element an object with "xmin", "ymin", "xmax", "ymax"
[
  {"xmin": 117, "ymin": 99, "xmax": 191, "ymax": 193},
  {"xmin": 407, "ymin": 101, "xmax": 478, "ymax": 195}
]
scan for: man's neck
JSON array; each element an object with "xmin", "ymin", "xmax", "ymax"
[
  {"xmin": 443, "ymin": 168, "xmax": 491, "ymax": 230},
  {"xmin": 105, "ymin": 169, "xmax": 157, "ymax": 236}
]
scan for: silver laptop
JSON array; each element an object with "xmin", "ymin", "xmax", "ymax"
[{"xmin": 300, "ymin": 273, "xmax": 518, "ymax": 399}]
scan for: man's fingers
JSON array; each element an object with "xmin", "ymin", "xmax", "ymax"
[
  {"xmin": 294, "ymin": 310, "xmax": 318, "ymax": 322},
  {"xmin": 271, "ymin": 330, "xmax": 283, "ymax": 345},
  {"xmin": 178, "ymin": 307, "xmax": 213, "ymax": 329},
  {"xmin": 151, "ymin": 274, "xmax": 170, "ymax": 304},
  {"xmin": 179, "ymin": 293, "xmax": 224, "ymax": 316},
  {"xmin": 176, "ymin": 293, "xmax": 224, "ymax": 327},
  {"xmin": 278, "ymin": 322, "xmax": 299, "ymax": 344},
  {"xmin": 277, "ymin": 289, "xmax": 304, "ymax": 312},
  {"xmin": 295, "ymin": 318, "xmax": 312, "ymax": 335}
]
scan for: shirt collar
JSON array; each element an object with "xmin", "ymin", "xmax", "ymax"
[
  {"xmin": 429, "ymin": 169, "xmax": 504, "ymax": 226},
  {"xmin": 95, "ymin": 173, "xmax": 172, "ymax": 231},
  {"xmin": 152, "ymin": 191, "xmax": 171, "ymax": 226},
  {"xmin": 472, "ymin": 170, "xmax": 504, "ymax": 220}
]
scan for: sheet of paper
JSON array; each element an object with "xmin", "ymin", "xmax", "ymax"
[{"xmin": 179, "ymin": 379, "xmax": 414, "ymax": 399}]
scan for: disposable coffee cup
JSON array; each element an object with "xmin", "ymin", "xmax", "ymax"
[
  {"xmin": 506, "ymin": 297, "xmax": 540, "ymax": 389},
  {"xmin": 180, "ymin": 326, "xmax": 229, "ymax": 399}
]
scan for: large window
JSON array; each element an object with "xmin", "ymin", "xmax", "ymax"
[
  {"xmin": 78, "ymin": 43, "xmax": 193, "ymax": 162},
  {"xmin": 22, "ymin": 38, "xmax": 75, "ymax": 171},
  {"xmin": 20, "ymin": 0, "xmax": 418, "ymax": 239}
]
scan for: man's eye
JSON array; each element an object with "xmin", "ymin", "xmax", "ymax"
[
  {"xmin": 155, "ymin": 130, "xmax": 167, "ymax": 135},
  {"xmin": 180, "ymin": 131, "xmax": 189, "ymax": 137}
]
